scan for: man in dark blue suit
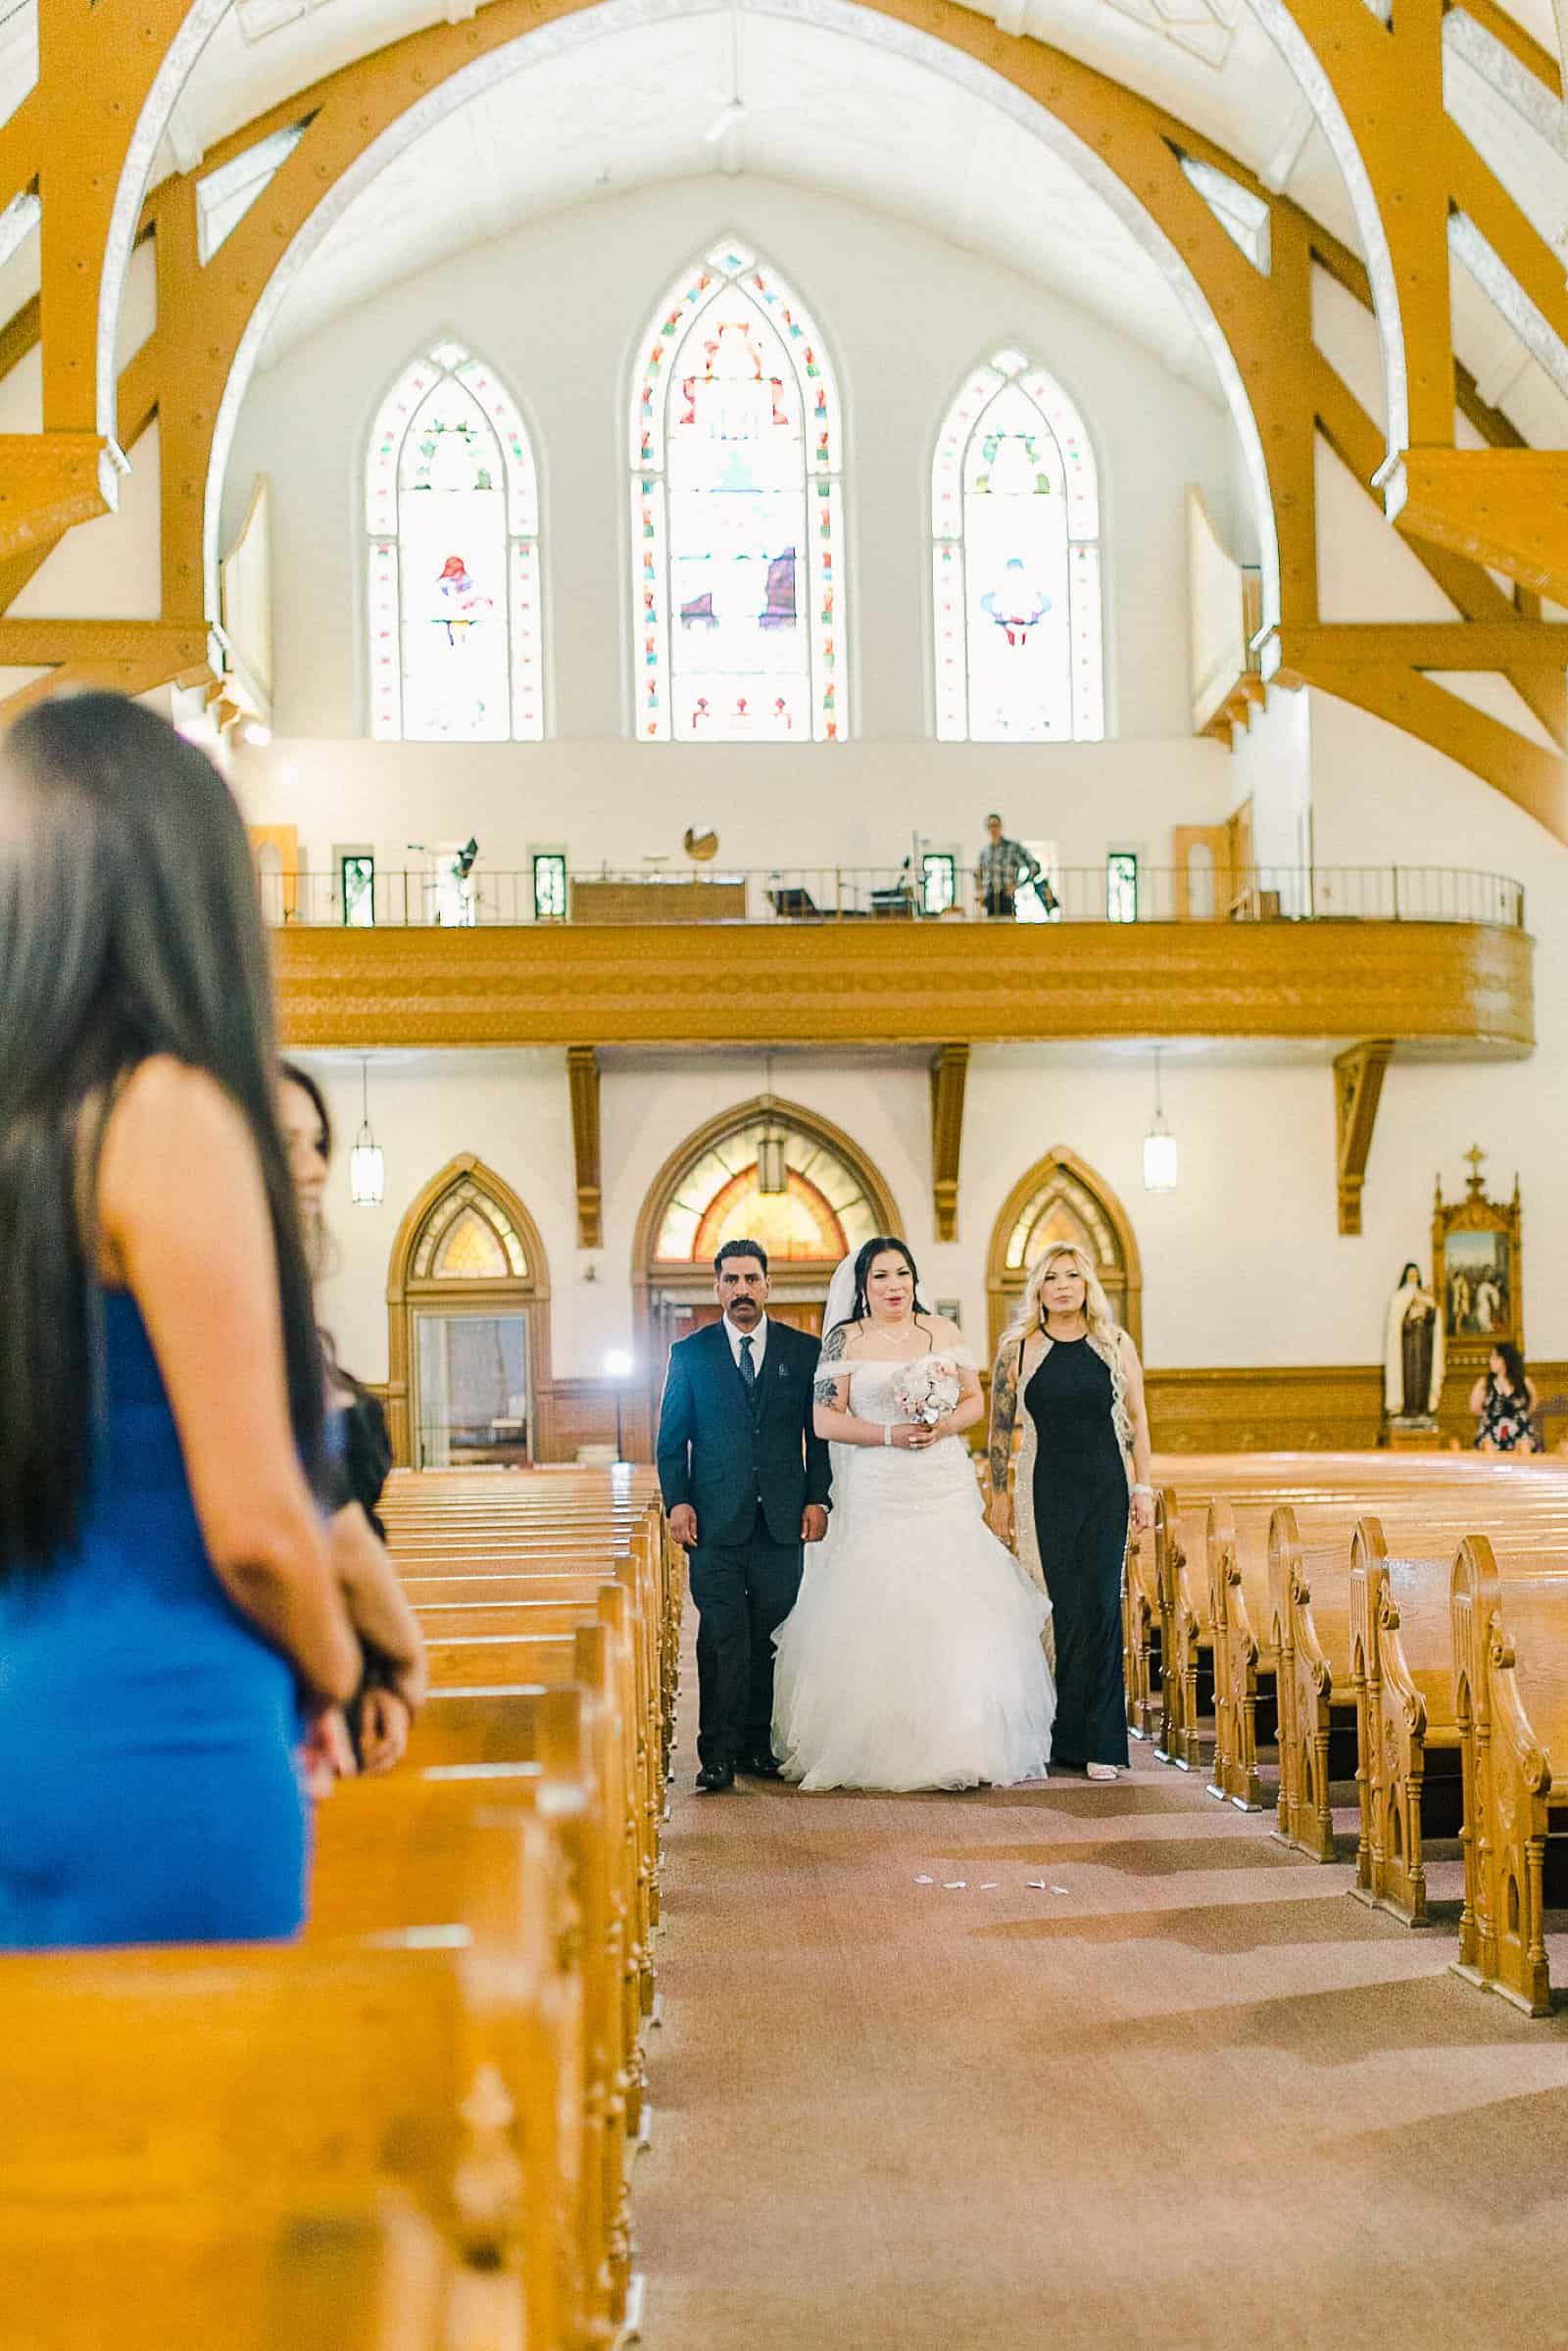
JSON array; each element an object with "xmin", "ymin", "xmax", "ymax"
[{"xmin": 657, "ymin": 1238, "xmax": 831, "ymax": 1790}]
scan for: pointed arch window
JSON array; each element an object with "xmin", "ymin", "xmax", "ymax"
[
  {"xmin": 367, "ymin": 339, "xmax": 543, "ymax": 742},
  {"xmin": 630, "ymin": 239, "xmax": 847, "ymax": 744},
  {"xmin": 932, "ymin": 350, "xmax": 1102, "ymax": 743}
]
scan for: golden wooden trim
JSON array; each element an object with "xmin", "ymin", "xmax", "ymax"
[
  {"xmin": 273, "ymin": 919, "xmax": 1536, "ymax": 1056},
  {"xmin": 0, "ymin": 618, "xmax": 209, "ymax": 666},
  {"xmin": 1333, "ymin": 1038, "xmax": 1393, "ymax": 1236},
  {"xmin": 1455, "ymin": 0, "xmax": 1562, "ymax": 96},
  {"xmin": 1278, "ymin": 621, "xmax": 1568, "ymax": 669},
  {"xmin": 1396, "ymin": 449, "xmax": 1568, "ymax": 607},
  {"xmin": 566, "ymin": 1044, "xmax": 602, "ymax": 1250},
  {"xmin": 382, "ymin": 1151, "xmax": 551, "ymax": 1469},
  {"xmin": 0, "ymin": 433, "xmax": 112, "ymax": 558},
  {"xmin": 929, "ymin": 1043, "xmax": 968, "ymax": 1245},
  {"xmin": 0, "ymin": 293, "xmax": 39, "ymax": 387},
  {"xmin": 1433, "ymin": 1150, "xmax": 1523, "ymax": 1374},
  {"xmin": 6, "ymin": 0, "xmax": 1561, "ymax": 818},
  {"xmin": 984, "ymin": 1145, "xmax": 1144, "ymax": 1361}
]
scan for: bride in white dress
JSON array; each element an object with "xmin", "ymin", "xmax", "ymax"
[{"xmin": 771, "ymin": 1237, "xmax": 1055, "ymax": 1791}]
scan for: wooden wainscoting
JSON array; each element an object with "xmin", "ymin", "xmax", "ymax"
[{"xmin": 373, "ymin": 1363, "xmax": 1568, "ymax": 1466}]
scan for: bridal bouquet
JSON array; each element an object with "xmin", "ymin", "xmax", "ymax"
[{"xmin": 892, "ymin": 1356, "xmax": 961, "ymax": 1430}]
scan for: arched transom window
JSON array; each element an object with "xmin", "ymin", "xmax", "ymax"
[
  {"xmin": 631, "ymin": 239, "xmax": 846, "ymax": 744},
  {"xmin": 655, "ymin": 1121, "xmax": 876, "ymax": 1265},
  {"xmin": 932, "ymin": 349, "xmax": 1102, "ymax": 743},
  {"xmin": 412, "ymin": 1175, "xmax": 530, "ymax": 1282},
  {"xmin": 367, "ymin": 339, "xmax": 543, "ymax": 743}
]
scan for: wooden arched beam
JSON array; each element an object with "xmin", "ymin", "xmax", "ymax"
[{"xmin": 2, "ymin": 0, "xmax": 1562, "ymax": 820}]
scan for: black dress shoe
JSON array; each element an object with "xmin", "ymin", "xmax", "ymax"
[
  {"xmin": 695, "ymin": 1762, "xmax": 735, "ymax": 1792},
  {"xmin": 739, "ymin": 1752, "xmax": 784, "ymax": 1779}
]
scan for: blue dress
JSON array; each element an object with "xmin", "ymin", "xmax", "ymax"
[{"xmin": 0, "ymin": 1290, "xmax": 310, "ymax": 1948}]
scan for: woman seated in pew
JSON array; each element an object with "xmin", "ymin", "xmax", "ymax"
[
  {"xmin": 0, "ymin": 694, "xmax": 363, "ymax": 1949},
  {"xmin": 277, "ymin": 1060, "xmax": 426, "ymax": 1776},
  {"xmin": 1469, "ymin": 1343, "xmax": 1542, "ymax": 1454}
]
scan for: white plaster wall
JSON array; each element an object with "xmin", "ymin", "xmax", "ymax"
[
  {"xmin": 232, "ymin": 732, "xmax": 1235, "ymax": 895},
  {"xmin": 1310, "ymin": 685, "xmax": 1568, "ymax": 1354},
  {"xmin": 221, "ymin": 173, "xmax": 1244, "ymax": 747},
  {"xmin": 1226, "ymin": 680, "xmax": 1312, "ymax": 878}
]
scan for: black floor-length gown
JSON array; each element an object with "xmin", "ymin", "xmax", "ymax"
[{"xmin": 1024, "ymin": 1337, "xmax": 1130, "ymax": 1770}]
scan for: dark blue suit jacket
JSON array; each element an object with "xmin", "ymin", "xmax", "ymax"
[{"xmin": 656, "ymin": 1318, "xmax": 832, "ymax": 1549}]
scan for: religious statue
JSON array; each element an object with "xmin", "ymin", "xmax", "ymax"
[{"xmin": 1384, "ymin": 1260, "xmax": 1444, "ymax": 1423}]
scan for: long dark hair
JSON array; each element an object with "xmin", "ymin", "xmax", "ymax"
[
  {"xmin": 279, "ymin": 1059, "xmax": 333, "ymax": 1159},
  {"xmin": 0, "ymin": 693, "xmax": 324, "ymax": 1564},
  {"xmin": 838, "ymin": 1235, "xmax": 923, "ymax": 1329},
  {"xmin": 1491, "ymin": 1341, "xmax": 1528, "ymax": 1395}
]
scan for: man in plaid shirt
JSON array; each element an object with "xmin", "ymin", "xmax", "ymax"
[{"xmin": 974, "ymin": 812, "xmax": 1057, "ymax": 919}]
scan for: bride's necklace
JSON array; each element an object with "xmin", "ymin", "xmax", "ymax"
[{"xmin": 858, "ymin": 1311, "xmax": 925, "ymax": 1357}]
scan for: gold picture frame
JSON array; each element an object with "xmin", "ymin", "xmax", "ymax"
[{"xmin": 1433, "ymin": 1147, "xmax": 1521, "ymax": 1369}]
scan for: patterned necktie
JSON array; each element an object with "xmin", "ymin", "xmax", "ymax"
[{"xmin": 739, "ymin": 1335, "xmax": 758, "ymax": 1410}]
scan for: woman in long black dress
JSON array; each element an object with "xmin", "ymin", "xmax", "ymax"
[{"xmin": 989, "ymin": 1245, "xmax": 1154, "ymax": 1779}]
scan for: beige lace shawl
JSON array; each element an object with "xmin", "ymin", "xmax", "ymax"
[{"xmin": 992, "ymin": 1326, "xmax": 1134, "ymax": 1595}]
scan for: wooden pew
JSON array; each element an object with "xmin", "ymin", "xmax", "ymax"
[
  {"xmin": 311, "ymin": 1739, "xmax": 632, "ymax": 2347},
  {"xmin": 1273, "ymin": 1486, "xmax": 1568, "ymax": 1868},
  {"xmin": 0, "ymin": 2192, "xmax": 451, "ymax": 2351},
  {"xmin": 0, "ymin": 1828, "xmax": 583, "ymax": 2351},
  {"xmin": 415, "ymin": 1583, "xmax": 660, "ymax": 1978},
  {"xmin": 1450, "ymin": 1537, "xmax": 1568, "ymax": 2014},
  {"xmin": 1123, "ymin": 1515, "xmax": 1161, "ymax": 1742}
]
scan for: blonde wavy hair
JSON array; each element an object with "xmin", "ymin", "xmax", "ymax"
[{"xmin": 1000, "ymin": 1242, "xmax": 1119, "ymax": 1356}]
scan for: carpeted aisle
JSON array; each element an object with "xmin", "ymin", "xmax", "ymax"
[{"xmin": 635, "ymin": 1729, "xmax": 1568, "ymax": 2350}]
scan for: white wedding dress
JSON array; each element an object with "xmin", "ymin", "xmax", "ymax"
[{"xmin": 771, "ymin": 1352, "xmax": 1055, "ymax": 1792}]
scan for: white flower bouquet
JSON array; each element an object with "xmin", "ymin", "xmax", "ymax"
[{"xmin": 891, "ymin": 1355, "xmax": 961, "ymax": 1429}]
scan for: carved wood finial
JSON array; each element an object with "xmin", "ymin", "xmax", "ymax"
[{"xmin": 1463, "ymin": 1142, "xmax": 1487, "ymax": 1196}]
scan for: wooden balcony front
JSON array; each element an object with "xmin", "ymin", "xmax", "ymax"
[{"xmin": 274, "ymin": 904, "xmax": 1534, "ymax": 1056}]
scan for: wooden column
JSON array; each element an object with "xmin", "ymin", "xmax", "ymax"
[
  {"xmin": 929, "ymin": 1043, "xmax": 969, "ymax": 1245},
  {"xmin": 1333, "ymin": 1039, "xmax": 1394, "ymax": 1236},
  {"xmin": 566, "ymin": 1045, "xmax": 602, "ymax": 1249}
]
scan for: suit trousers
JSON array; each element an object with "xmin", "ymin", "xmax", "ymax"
[{"xmin": 687, "ymin": 1505, "xmax": 804, "ymax": 1767}]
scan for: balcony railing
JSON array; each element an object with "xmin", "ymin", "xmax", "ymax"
[{"xmin": 259, "ymin": 862, "xmax": 1526, "ymax": 931}]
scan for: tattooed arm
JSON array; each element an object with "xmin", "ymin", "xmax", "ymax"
[
  {"xmin": 812, "ymin": 1321, "xmax": 928, "ymax": 1450},
  {"xmin": 987, "ymin": 1343, "xmax": 1020, "ymax": 1540}
]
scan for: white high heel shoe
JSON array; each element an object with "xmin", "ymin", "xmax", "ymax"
[{"xmin": 1085, "ymin": 1762, "xmax": 1119, "ymax": 1782}]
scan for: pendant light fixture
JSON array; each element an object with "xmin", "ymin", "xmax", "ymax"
[
  {"xmin": 757, "ymin": 1052, "xmax": 788, "ymax": 1195},
  {"xmin": 349, "ymin": 1056, "xmax": 385, "ymax": 1206},
  {"xmin": 1143, "ymin": 1046, "xmax": 1178, "ymax": 1194}
]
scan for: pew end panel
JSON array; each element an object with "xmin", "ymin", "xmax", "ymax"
[
  {"xmin": 1450, "ymin": 1539, "xmax": 1568, "ymax": 2016},
  {"xmin": 1269, "ymin": 1510, "xmax": 1357, "ymax": 1864}
]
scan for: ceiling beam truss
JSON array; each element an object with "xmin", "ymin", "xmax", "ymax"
[{"xmin": 0, "ymin": 0, "xmax": 1559, "ymax": 832}]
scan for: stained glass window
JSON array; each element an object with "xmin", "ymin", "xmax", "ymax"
[
  {"xmin": 367, "ymin": 340, "xmax": 543, "ymax": 743},
  {"xmin": 921, "ymin": 853, "xmax": 957, "ymax": 914},
  {"xmin": 1106, "ymin": 852, "xmax": 1138, "ymax": 922},
  {"xmin": 532, "ymin": 852, "xmax": 567, "ymax": 921},
  {"xmin": 630, "ymin": 240, "xmax": 847, "ymax": 744},
  {"xmin": 932, "ymin": 350, "xmax": 1102, "ymax": 743},
  {"xmin": 341, "ymin": 854, "xmax": 374, "ymax": 927},
  {"xmin": 655, "ymin": 1121, "xmax": 876, "ymax": 1261}
]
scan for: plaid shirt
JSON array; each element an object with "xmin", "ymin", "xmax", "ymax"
[{"xmin": 976, "ymin": 837, "xmax": 1042, "ymax": 896}]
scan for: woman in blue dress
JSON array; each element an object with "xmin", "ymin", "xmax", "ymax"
[{"xmin": 0, "ymin": 693, "xmax": 362, "ymax": 1949}]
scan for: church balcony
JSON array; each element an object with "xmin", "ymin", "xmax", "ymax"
[{"xmin": 270, "ymin": 862, "xmax": 1533, "ymax": 1057}]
